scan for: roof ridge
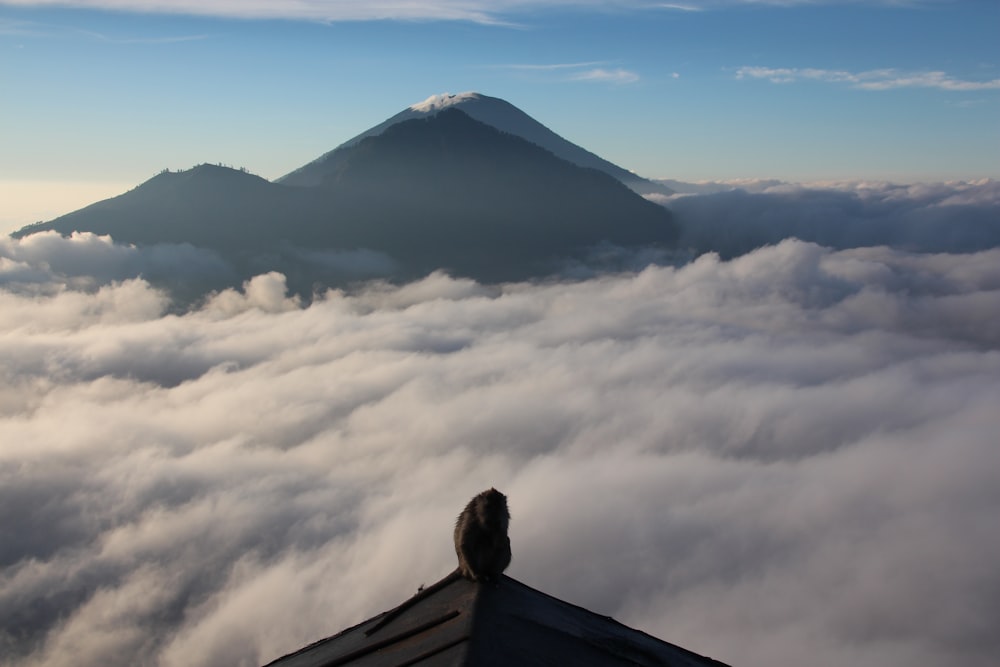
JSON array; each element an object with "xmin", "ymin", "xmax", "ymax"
[
  {"xmin": 364, "ymin": 569, "xmax": 463, "ymax": 636},
  {"xmin": 263, "ymin": 572, "xmax": 731, "ymax": 667}
]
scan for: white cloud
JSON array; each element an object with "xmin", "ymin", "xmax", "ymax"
[
  {"xmin": 736, "ymin": 65, "xmax": 1000, "ymax": 91},
  {"xmin": 661, "ymin": 179, "xmax": 1000, "ymax": 258},
  {"xmin": 2, "ymin": 221, "xmax": 1000, "ymax": 667},
  {"xmin": 0, "ymin": 230, "xmax": 400, "ymax": 307},
  {"xmin": 0, "ymin": 0, "xmax": 504, "ymax": 24},
  {"xmin": 571, "ymin": 67, "xmax": 641, "ymax": 84},
  {"xmin": 0, "ymin": 230, "xmax": 235, "ymax": 301},
  {"xmin": 657, "ymin": 3, "xmax": 702, "ymax": 11},
  {"xmin": 491, "ymin": 61, "xmax": 640, "ymax": 85},
  {"xmin": 2, "ymin": 0, "xmax": 919, "ymax": 24},
  {"xmin": 493, "ymin": 60, "xmax": 608, "ymax": 71},
  {"xmin": 202, "ymin": 272, "xmax": 302, "ymax": 315}
]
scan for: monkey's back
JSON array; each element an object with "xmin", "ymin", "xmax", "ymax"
[{"xmin": 454, "ymin": 488, "xmax": 511, "ymax": 582}]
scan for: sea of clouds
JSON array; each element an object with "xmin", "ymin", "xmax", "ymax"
[
  {"xmin": 2, "ymin": 180, "xmax": 999, "ymax": 667},
  {"xmin": 658, "ymin": 178, "xmax": 1000, "ymax": 258}
]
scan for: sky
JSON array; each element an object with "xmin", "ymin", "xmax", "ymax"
[{"xmin": 2, "ymin": 0, "xmax": 999, "ymax": 233}]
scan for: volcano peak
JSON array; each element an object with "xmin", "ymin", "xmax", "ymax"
[{"xmin": 409, "ymin": 91, "xmax": 481, "ymax": 112}]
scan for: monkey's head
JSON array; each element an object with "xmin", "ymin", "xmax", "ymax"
[{"xmin": 477, "ymin": 487, "xmax": 510, "ymax": 532}]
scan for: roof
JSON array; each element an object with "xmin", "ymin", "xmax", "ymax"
[{"xmin": 262, "ymin": 572, "xmax": 731, "ymax": 667}]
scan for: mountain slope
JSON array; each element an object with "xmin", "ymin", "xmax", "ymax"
[{"xmin": 279, "ymin": 92, "xmax": 672, "ymax": 196}]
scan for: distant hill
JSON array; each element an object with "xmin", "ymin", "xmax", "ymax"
[
  {"xmin": 15, "ymin": 107, "xmax": 676, "ymax": 296},
  {"xmin": 15, "ymin": 165, "xmax": 294, "ymax": 248}
]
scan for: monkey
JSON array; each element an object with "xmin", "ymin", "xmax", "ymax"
[{"xmin": 454, "ymin": 487, "xmax": 511, "ymax": 583}]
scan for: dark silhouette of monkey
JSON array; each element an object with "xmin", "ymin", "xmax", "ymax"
[{"xmin": 454, "ymin": 488, "xmax": 511, "ymax": 582}]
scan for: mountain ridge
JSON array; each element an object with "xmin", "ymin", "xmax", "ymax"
[{"xmin": 13, "ymin": 101, "xmax": 678, "ymax": 299}]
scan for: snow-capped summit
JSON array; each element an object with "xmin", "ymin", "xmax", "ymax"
[
  {"xmin": 278, "ymin": 92, "xmax": 671, "ymax": 196},
  {"xmin": 409, "ymin": 92, "xmax": 481, "ymax": 112}
]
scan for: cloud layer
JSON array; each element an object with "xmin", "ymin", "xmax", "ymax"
[
  {"xmin": 2, "ymin": 224, "xmax": 1000, "ymax": 667},
  {"xmin": 659, "ymin": 179, "xmax": 1000, "ymax": 258}
]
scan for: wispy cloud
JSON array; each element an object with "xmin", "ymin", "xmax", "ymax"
[
  {"xmin": 656, "ymin": 2, "xmax": 703, "ymax": 10},
  {"xmin": 0, "ymin": 15, "xmax": 207, "ymax": 42},
  {"xmin": 493, "ymin": 61, "xmax": 641, "ymax": 84},
  {"xmin": 736, "ymin": 65, "xmax": 1000, "ymax": 91},
  {"xmin": 494, "ymin": 61, "xmax": 607, "ymax": 71},
  {"xmin": 0, "ymin": 17, "xmax": 45, "ymax": 36},
  {"xmin": 86, "ymin": 30, "xmax": 209, "ymax": 44},
  {"xmin": 1, "ymin": 0, "xmax": 514, "ymax": 23},
  {"xmin": 571, "ymin": 67, "xmax": 641, "ymax": 84},
  {"xmin": 0, "ymin": 1, "xmax": 932, "ymax": 25},
  {"xmin": 0, "ymin": 0, "xmax": 501, "ymax": 24}
]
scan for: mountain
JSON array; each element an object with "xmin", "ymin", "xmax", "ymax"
[
  {"xmin": 19, "ymin": 165, "xmax": 295, "ymax": 249},
  {"xmin": 279, "ymin": 92, "xmax": 673, "ymax": 196},
  {"xmin": 288, "ymin": 108, "xmax": 676, "ymax": 279},
  {"xmin": 14, "ymin": 100, "xmax": 677, "ymax": 297}
]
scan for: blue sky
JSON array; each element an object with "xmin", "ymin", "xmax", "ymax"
[{"xmin": 1, "ymin": 0, "xmax": 998, "ymax": 231}]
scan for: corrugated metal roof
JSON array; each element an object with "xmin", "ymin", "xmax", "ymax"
[{"xmin": 263, "ymin": 572, "xmax": 731, "ymax": 667}]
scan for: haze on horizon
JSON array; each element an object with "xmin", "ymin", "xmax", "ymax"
[{"xmin": 1, "ymin": 0, "xmax": 998, "ymax": 232}]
